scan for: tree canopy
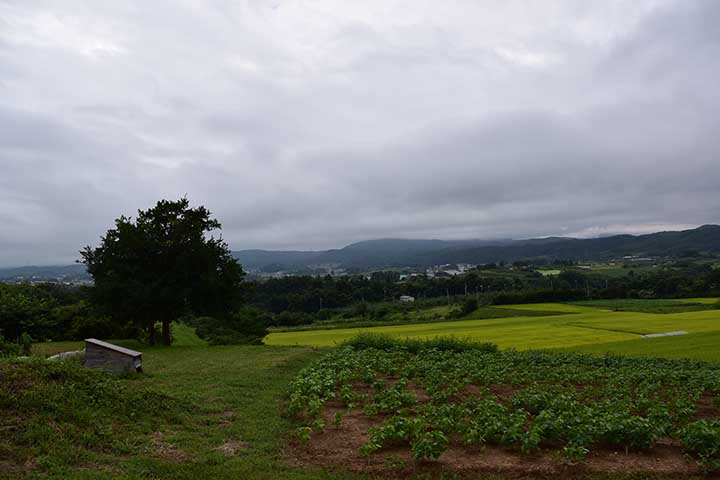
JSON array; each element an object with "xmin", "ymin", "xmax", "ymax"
[{"xmin": 81, "ymin": 198, "xmax": 244, "ymax": 344}]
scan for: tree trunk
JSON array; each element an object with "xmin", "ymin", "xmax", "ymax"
[
  {"xmin": 162, "ymin": 319, "xmax": 171, "ymax": 345},
  {"xmin": 147, "ymin": 320, "xmax": 156, "ymax": 346}
]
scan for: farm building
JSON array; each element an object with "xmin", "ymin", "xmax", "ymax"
[
  {"xmin": 84, "ymin": 338, "xmax": 142, "ymax": 373},
  {"xmin": 399, "ymin": 295, "xmax": 415, "ymax": 303}
]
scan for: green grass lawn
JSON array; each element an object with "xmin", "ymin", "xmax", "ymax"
[{"xmin": 7, "ymin": 344, "xmax": 370, "ymax": 480}]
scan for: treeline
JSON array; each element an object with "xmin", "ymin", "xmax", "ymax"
[
  {"xmin": 2, "ymin": 262, "xmax": 719, "ymax": 345},
  {"xmin": 0, "ymin": 283, "xmax": 136, "ymax": 347},
  {"xmin": 248, "ymin": 262, "xmax": 720, "ymax": 325}
]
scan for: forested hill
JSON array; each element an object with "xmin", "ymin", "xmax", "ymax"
[
  {"xmin": 2, "ymin": 225, "xmax": 719, "ymax": 279},
  {"xmin": 233, "ymin": 225, "xmax": 720, "ymax": 270}
]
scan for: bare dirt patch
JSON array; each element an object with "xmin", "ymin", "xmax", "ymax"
[
  {"xmin": 694, "ymin": 392, "xmax": 720, "ymax": 420},
  {"xmin": 218, "ymin": 440, "xmax": 249, "ymax": 456},
  {"xmin": 217, "ymin": 409, "xmax": 236, "ymax": 428},
  {"xmin": 150, "ymin": 431, "xmax": 189, "ymax": 462}
]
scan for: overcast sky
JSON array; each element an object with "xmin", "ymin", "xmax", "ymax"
[{"xmin": 1, "ymin": 0, "xmax": 719, "ymax": 266}]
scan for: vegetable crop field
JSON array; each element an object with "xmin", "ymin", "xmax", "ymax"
[
  {"xmin": 288, "ymin": 335, "xmax": 720, "ymax": 477},
  {"xmin": 266, "ymin": 299, "xmax": 720, "ymax": 362}
]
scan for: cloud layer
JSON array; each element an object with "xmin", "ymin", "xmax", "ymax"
[{"xmin": 1, "ymin": 0, "xmax": 719, "ymax": 266}]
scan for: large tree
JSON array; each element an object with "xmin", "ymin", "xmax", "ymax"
[{"xmin": 81, "ymin": 198, "xmax": 244, "ymax": 345}]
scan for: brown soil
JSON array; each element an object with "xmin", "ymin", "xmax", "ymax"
[
  {"xmin": 695, "ymin": 392, "xmax": 720, "ymax": 420},
  {"xmin": 284, "ymin": 380, "xmax": 710, "ymax": 479},
  {"xmin": 217, "ymin": 440, "xmax": 249, "ymax": 456},
  {"xmin": 217, "ymin": 409, "xmax": 236, "ymax": 428},
  {"xmin": 149, "ymin": 431, "xmax": 189, "ymax": 462}
]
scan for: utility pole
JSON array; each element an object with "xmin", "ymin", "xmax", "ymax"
[{"xmin": 446, "ymin": 288, "xmax": 450, "ymax": 306}]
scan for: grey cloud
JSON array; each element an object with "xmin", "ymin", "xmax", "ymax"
[{"xmin": 0, "ymin": 0, "xmax": 719, "ymax": 265}]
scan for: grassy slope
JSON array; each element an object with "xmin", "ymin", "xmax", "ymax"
[
  {"xmin": 8, "ymin": 344, "xmax": 369, "ymax": 480},
  {"xmin": 31, "ymin": 324, "xmax": 206, "ymax": 358}
]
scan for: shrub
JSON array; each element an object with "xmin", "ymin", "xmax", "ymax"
[
  {"xmin": 450, "ymin": 298, "xmax": 479, "ymax": 318},
  {"xmin": 0, "ymin": 335, "xmax": 22, "ymax": 357},
  {"xmin": 682, "ymin": 420, "xmax": 720, "ymax": 471},
  {"xmin": 460, "ymin": 297, "xmax": 479, "ymax": 316},
  {"xmin": 193, "ymin": 307, "xmax": 270, "ymax": 345},
  {"xmin": 19, "ymin": 332, "xmax": 32, "ymax": 356}
]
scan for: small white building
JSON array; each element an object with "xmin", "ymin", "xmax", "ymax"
[{"xmin": 399, "ymin": 295, "xmax": 415, "ymax": 303}]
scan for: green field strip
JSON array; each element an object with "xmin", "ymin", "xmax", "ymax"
[
  {"xmin": 565, "ymin": 309, "xmax": 720, "ymax": 335},
  {"xmin": 565, "ymin": 330, "xmax": 720, "ymax": 362},
  {"xmin": 676, "ymin": 297, "xmax": 719, "ymax": 305},
  {"xmin": 491, "ymin": 302, "xmax": 606, "ymax": 313},
  {"xmin": 264, "ymin": 311, "xmax": 637, "ymax": 349}
]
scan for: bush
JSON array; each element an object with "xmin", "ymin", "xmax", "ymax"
[
  {"xmin": 193, "ymin": 307, "xmax": 270, "ymax": 345},
  {"xmin": 51, "ymin": 301, "xmax": 135, "ymax": 340},
  {"xmin": 0, "ymin": 283, "xmax": 57, "ymax": 341},
  {"xmin": 0, "ymin": 335, "xmax": 22, "ymax": 357},
  {"xmin": 19, "ymin": 332, "xmax": 32, "ymax": 356},
  {"xmin": 275, "ymin": 310, "xmax": 313, "ymax": 327},
  {"xmin": 682, "ymin": 420, "xmax": 720, "ymax": 471},
  {"xmin": 461, "ymin": 297, "xmax": 479, "ymax": 315}
]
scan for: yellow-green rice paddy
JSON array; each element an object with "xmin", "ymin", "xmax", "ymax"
[{"xmin": 264, "ymin": 299, "xmax": 720, "ymax": 361}]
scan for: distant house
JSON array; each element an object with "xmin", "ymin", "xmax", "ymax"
[{"xmin": 399, "ymin": 295, "xmax": 415, "ymax": 303}]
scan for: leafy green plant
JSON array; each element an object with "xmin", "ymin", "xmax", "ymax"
[
  {"xmin": 682, "ymin": 420, "xmax": 720, "ymax": 471},
  {"xmin": 288, "ymin": 334, "xmax": 720, "ymax": 468},
  {"xmin": 411, "ymin": 430, "xmax": 449, "ymax": 460}
]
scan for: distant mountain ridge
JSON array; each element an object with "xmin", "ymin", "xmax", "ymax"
[
  {"xmin": 0, "ymin": 264, "xmax": 89, "ymax": 281},
  {"xmin": 2, "ymin": 225, "xmax": 719, "ymax": 279},
  {"xmin": 233, "ymin": 224, "xmax": 720, "ymax": 271}
]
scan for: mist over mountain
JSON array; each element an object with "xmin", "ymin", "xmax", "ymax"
[{"xmin": 233, "ymin": 225, "xmax": 720, "ymax": 271}]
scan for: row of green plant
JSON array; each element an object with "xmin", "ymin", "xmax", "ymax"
[{"xmin": 288, "ymin": 334, "xmax": 720, "ymax": 470}]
